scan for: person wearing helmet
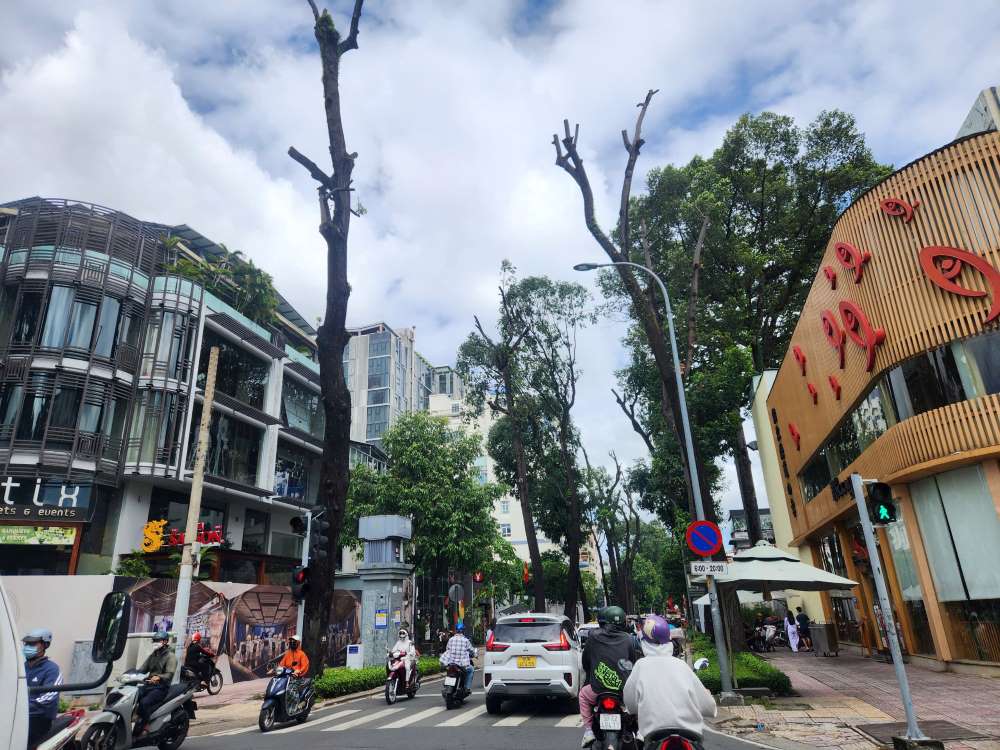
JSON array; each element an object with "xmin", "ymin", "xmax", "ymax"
[
  {"xmin": 135, "ymin": 631, "xmax": 177, "ymax": 735},
  {"xmin": 623, "ymin": 614, "xmax": 716, "ymax": 747},
  {"xmin": 185, "ymin": 631, "xmax": 215, "ymax": 686},
  {"xmin": 579, "ymin": 606, "xmax": 641, "ymax": 747},
  {"xmin": 23, "ymin": 628, "xmax": 62, "ymax": 749},
  {"xmin": 391, "ymin": 627, "xmax": 418, "ymax": 686},
  {"xmin": 438, "ymin": 622, "xmax": 475, "ymax": 693},
  {"xmin": 277, "ymin": 634, "xmax": 310, "ymax": 676}
]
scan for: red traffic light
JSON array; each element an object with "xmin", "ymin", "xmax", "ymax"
[
  {"xmin": 292, "ymin": 566, "xmax": 310, "ymax": 602},
  {"xmin": 473, "ymin": 571, "xmax": 484, "ymax": 583}
]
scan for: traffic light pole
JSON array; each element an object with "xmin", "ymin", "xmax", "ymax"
[
  {"xmin": 296, "ymin": 509, "xmax": 313, "ymax": 637},
  {"xmin": 851, "ymin": 474, "xmax": 926, "ymax": 741}
]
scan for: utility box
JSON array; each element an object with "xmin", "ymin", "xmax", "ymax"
[
  {"xmin": 346, "ymin": 643, "xmax": 363, "ymax": 670},
  {"xmin": 358, "ymin": 515, "xmax": 414, "ymax": 666}
]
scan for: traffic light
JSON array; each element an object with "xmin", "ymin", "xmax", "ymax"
[
  {"xmin": 289, "ymin": 515, "xmax": 308, "ymax": 536},
  {"xmin": 868, "ymin": 482, "xmax": 897, "ymax": 525},
  {"xmin": 310, "ymin": 515, "xmax": 330, "ymax": 562},
  {"xmin": 292, "ymin": 566, "xmax": 310, "ymax": 602}
]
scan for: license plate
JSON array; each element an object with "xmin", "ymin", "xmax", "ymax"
[
  {"xmin": 599, "ymin": 713, "xmax": 622, "ymax": 731},
  {"xmin": 444, "ymin": 676, "xmax": 457, "ymax": 686},
  {"xmin": 516, "ymin": 656, "xmax": 536, "ymax": 668}
]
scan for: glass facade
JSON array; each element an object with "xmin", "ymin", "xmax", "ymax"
[
  {"xmin": 188, "ymin": 404, "xmax": 262, "ymax": 486},
  {"xmin": 198, "ymin": 329, "xmax": 269, "ymax": 409},
  {"xmin": 243, "ymin": 508, "xmax": 269, "ymax": 554},
  {"xmin": 885, "ymin": 519, "xmax": 935, "ymax": 655},
  {"xmin": 281, "ymin": 377, "xmax": 324, "ymax": 439},
  {"xmin": 274, "ymin": 441, "xmax": 319, "ymax": 501}
]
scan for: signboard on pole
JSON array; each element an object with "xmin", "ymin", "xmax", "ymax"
[
  {"xmin": 690, "ymin": 561, "xmax": 728, "ymax": 576},
  {"xmin": 686, "ymin": 521, "xmax": 723, "ymax": 557},
  {"xmin": 374, "ymin": 609, "xmax": 388, "ymax": 630}
]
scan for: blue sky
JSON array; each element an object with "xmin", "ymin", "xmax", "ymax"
[{"xmin": 3, "ymin": 0, "xmax": 999, "ymax": 519}]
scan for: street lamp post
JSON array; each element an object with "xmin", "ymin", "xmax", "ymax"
[{"xmin": 574, "ymin": 261, "xmax": 735, "ymax": 696}]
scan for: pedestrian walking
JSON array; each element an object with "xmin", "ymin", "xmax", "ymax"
[
  {"xmin": 795, "ymin": 607, "xmax": 813, "ymax": 651},
  {"xmin": 785, "ymin": 611, "xmax": 800, "ymax": 652}
]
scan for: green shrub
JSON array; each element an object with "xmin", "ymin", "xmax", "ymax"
[
  {"xmin": 313, "ymin": 655, "xmax": 445, "ymax": 699},
  {"xmin": 691, "ymin": 639, "xmax": 791, "ymax": 696}
]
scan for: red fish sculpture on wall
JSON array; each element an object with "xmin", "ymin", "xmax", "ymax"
[
  {"xmin": 835, "ymin": 242, "xmax": 872, "ymax": 284},
  {"xmin": 839, "ymin": 300, "xmax": 886, "ymax": 372},
  {"xmin": 821, "ymin": 309, "xmax": 846, "ymax": 369},
  {"xmin": 919, "ymin": 245, "xmax": 1000, "ymax": 323},
  {"xmin": 880, "ymin": 197, "xmax": 920, "ymax": 224}
]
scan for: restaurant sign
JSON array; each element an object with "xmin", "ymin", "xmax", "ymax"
[
  {"xmin": 0, "ymin": 477, "xmax": 95, "ymax": 522},
  {"xmin": 0, "ymin": 526, "xmax": 77, "ymax": 545}
]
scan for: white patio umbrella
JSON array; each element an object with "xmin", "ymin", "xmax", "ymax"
[
  {"xmin": 692, "ymin": 590, "xmax": 785, "ymax": 607},
  {"xmin": 702, "ymin": 540, "xmax": 858, "ymax": 593}
]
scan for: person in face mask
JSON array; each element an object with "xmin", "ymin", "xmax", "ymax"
[
  {"xmin": 623, "ymin": 615, "xmax": 716, "ymax": 748},
  {"xmin": 23, "ymin": 629, "xmax": 62, "ymax": 750},
  {"xmin": 134, "ymin": 631, "xmax": 176, "ymax": 735},
  {"xmin": 390, "ymin": 628, "xmax": 417, "ymax": 686}
]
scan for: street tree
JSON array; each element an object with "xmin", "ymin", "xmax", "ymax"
[
  {"xmin": 346, "ymin": 412, "xmax": 512, "ymax": 630},
  {"xmin": 287, "ymin": 0, "xmax": 365, "ymax": 673},
  {"xmin": 457, "ymin": 264, "xmax": 547, "ymax": 611}
]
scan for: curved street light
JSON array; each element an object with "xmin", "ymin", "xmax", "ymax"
[{"xmin": 574, "ymin": 259, "xmax": 734, "ymax": 695}]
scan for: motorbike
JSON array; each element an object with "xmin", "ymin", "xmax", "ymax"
[
  {"xmin": 33, "ymin": 708, "xmax": 87, "ymax": 750},
  {"xmin": 441, "ymin": 663, "xmax": 471, "ymax": 709},
  {"xmin": 635, "ymin": 658, "xmax": 712, "ymax": 750},
  {"xmin": 75, "ymin": 668, "xmax": 198, "ymax": 750},
  {"xmin": 188, "ymin": 648, "xmax": 223, "ymax": 696},
  {"xmin": 385, "ymin": 649, "xmax": 421, "ymax": 705},
  {"xmin": 258, "ymin": 667, "xmax": 315, "ymax": 732},
  {"xmin": 590, "ymin": 689, "xmax": 639, "ymax": 750}
]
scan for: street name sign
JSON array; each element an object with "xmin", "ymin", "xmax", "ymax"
[
  {"xmin": 686, "ymin": 520, "xmax": 723, "ymax": 557},
  {"xmin": 690, "ymin": 561, "xmax": 729, "ymax": 576}
]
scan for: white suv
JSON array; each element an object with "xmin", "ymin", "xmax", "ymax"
[{"xmin": 483, "ymin": 613, "xmax": 582, "ymax": 714}]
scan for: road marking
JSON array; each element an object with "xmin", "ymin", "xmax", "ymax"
[
  {"xmin": 555, "ymin": 714, "xmax": 582, "ymax": 727},
  {"xmin": 205, "ymin": 726, "xmax": 257, "ymax": 737},
  {"xmin": 436, "ymin": 704, "xmax": 488, "ymax": 727},
  {"xmin": 322, "ymin": 707, "xmax": 403, "ymax": 731},
  {"xmin": 270, "ymin": 708, "xmax": 360, "ymax": 734},
  {"xmin": 381, "ymin": 705, "xmax": 447, "ymax": 728},
  {"xmin": 493, "ymin": 713, "xmax": 532, "ymax": 726}
]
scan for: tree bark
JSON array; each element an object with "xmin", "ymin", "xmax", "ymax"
[
  {"xmin": 684, "ymin": 216, "xmax": 709, "ymax": 376},
  {"xmin": 733, "ymin": 419, "xmax": 764, "ymax": 545},
  {"xmin": 558, "ymin": 418, "xmax": 582, "ymax": 622},
  {"xmin": 291, "ymin": 0, "xmax": 363, "ymax": 675}
]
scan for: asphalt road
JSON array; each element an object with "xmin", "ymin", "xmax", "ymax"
[{"xmin": 187, "ymin": 688, "xmax": 766, "ymax": 750}]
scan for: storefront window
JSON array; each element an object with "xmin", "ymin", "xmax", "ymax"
[
  {"xmin": 198, "ymin": 329, "xmax": 269, "ymax": 409},
  {"xmin": 274, "ymin": 441, "xmax": 319, "ymax": 501},
  {"xmin": 188, "ymin": 404, "xmax": 262, "ymax": 487},
  {"xmin": 243, "ymin": 509, "xmax": 269, "ymax": 554},
  {"xmin": 800, "ymin": 450, "xmax": 832, "ymax": 502},
  {"xmin": 149, "ymin": 489, "xmax": 226, "ymax": 536},
  {"xmin": 963, "ymin": 330, "xmax": 1000, "ymax": 396},
  {"xmin": 269, "ymin": 532, "xmax": 301, "ymax": 559},
  {"xmin": 885, "ymin": 520, "xmax": 935, "ymax": 655},
  {"xmin": 281, "ymin": 377, "xmax": 324, "ymax": 438},
  {"xmin": 852, "ymin": 382, "xmax": 896, "ymax": 450},
  {"xmin": 889, "ymin": 347, "xmax": 967, "ymax": 419}
]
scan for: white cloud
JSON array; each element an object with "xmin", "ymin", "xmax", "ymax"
[{"xmin": 3, "ymin": 0, "xmax": 999, "ymax": 502}]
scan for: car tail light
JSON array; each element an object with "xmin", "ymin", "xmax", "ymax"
[
  {"xmin": 517, "ymin": 617, "xmax": 536, "ymax": 622},
  {"xmin": 543, "ymin": 631, "xmax": 571, "ymax": 651},
  {"xmin": 486, "ymin": 632, "xmax": 509, "ymax": 652},
  {"xmin": 659, "ymin": 738, "xmax": 694, "ymax": 750},
  {"xmin": 600, "ymin": 696, "xmax": 619, "ymax": 711},
  {"xmin": 564, "ymin": 672, "xmax": 572, "ymax": 686}
]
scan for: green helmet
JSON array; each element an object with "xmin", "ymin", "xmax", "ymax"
[{"xmin": 599, "ymin": 606, "xmax": 626, "ymax": 628}]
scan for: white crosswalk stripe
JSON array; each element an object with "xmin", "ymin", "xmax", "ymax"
[
  {"xmin": 435, "ymin": 704, "xmax": 488, "ymax": 727},
  {"xmin": 555, "ymin": 714, "xmax": 583, "ymax": 727},
  {"xmin": 322, "ymin": 707, "xmax": 403, "ymax": 731},
  {"xmin": 270, "ymin": 708, "xmax": 360, "ymax": 734},
  {"xmin": 380, "ymin": 705, "xmax": 447, "ymax": 729},
  {"xmin": 205, "ymin": 726, "xmax": 256, "ymax": 737},
  {"xmin": 492, "ymin": 713, "xmax": 532, "ymax": 726}
]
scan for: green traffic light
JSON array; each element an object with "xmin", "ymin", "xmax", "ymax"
[{"xmin": 878, "ymin": 505, "xmax": 890, "ymax": 521}]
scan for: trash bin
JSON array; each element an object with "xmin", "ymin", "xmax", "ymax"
[{"xmin": 811, "ymin": 622, "xmax": 839, "ymax": 657}]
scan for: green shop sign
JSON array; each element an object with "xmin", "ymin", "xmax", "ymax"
[{"xmin": 0, "ymin": 526, "xmax": 77, "ymax": 545}]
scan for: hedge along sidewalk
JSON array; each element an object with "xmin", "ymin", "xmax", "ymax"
[
  {"xmin": 690, "ymin": 636, "xmax": 792, "ymax": 697},
  {"xmin": 314, "ymin": 656, "xmax": 447, "ymax": 701}
]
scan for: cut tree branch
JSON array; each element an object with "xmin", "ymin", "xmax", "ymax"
[
  {"xmin": 612, "ymin": 388, "xmax": 654, "ymax": 454},
  {"xmin": 288, "ymin": 146, "xmax": 335, "ymax": 191},
  {"xmin": 618, "ymin": 89, "xmax": 658, "ymax": 254},
  {"xmin": 684, "ymin": 215, "xmax": 710, "ymax": 376},
  {"xmin": 337, "ymin": 0, "xmax": 364, "ymax": 55}
]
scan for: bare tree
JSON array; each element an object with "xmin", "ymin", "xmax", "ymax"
[
  {"xmin": 287, "ymin": 0, "xmax": 364, "ymax": 673},
  {"xmin": 552, "ymin": 91, "xmax": 721, "ymax": 528}
]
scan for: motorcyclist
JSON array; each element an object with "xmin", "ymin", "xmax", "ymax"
[
  {"xmin": 23, "ymin": 628, "xmax": 62, "ymax": 750},
  {"xmin": 438, "ymin": 622, "xmax": 475, "ymax": 693},
  {"xmin": 623, "ymin": 614, "xmax": 717, "ymax": 749},
  {"xmin": 579, "ymin": 605, "xmax": 642, "ymax": 748},
  {"xmin": 135, "ymin": 631, "xmax": 177, "ymax": 736},
  {"xmin": 390, "ymin": 628, "xmax": 418, "ymax": 686},
  {"xmin": 184, "ymin": 631, "xmax": 215, "ymax": 685},
  {"xmin": 275, "ymin": 635, "xmax": 310, "ymax": 709}
]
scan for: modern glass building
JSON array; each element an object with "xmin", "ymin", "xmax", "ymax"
[{"xmin": 0, "ymin": 197, "xmax": 385, "ymax": 581}]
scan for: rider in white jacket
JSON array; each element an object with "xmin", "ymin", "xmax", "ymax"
[
  {"xmin": 390, "ymin": 628, "xmax": 417, "ymax": 683},
  {"xmin": 623, "ymin": 615, "xmax": 717, "ymax": 743}
]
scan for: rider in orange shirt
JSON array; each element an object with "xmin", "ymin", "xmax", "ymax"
[{"xmin": 277, "ymin": 635, "xmax": 310, "ymax": 676}]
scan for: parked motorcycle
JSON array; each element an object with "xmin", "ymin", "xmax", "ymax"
[
  {"xmin": 33, "ymin": 708, "xmax": 87, "ymax": 750},
  {"xmin": 258, "ymin": 667, "xmax": 315, "ymax": 732},
  {"xmin": 441, "ymin": 663, "xmax": 470, "ymax": 709},
  {"xmin": 385, "ymin": 649, "xmax": 420, "ymax": 705},
  {"xmin": 75, "ymin": 667, "xmax": 198, "ymax": 750}
]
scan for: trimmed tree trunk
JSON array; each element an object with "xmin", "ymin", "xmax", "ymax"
[{"xmin": 733, "ymin": 419, "xmax": 764, "ymax": 545}]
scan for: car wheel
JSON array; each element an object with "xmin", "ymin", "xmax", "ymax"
[{"xmin": 485, "ymin": 695, "xmax": 503, "ymax": 715}]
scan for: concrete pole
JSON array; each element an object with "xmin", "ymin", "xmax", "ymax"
[
  {"xmin": 851, "ymin": 474, "xmax": 926, "ymax": 741},
  {"xmin": 171, "ymin": 346, "xmax": 219, "ymax": 680},
  {"xmin": 593, "ymin": 261, "xmax": 735, "ymax": 696}
]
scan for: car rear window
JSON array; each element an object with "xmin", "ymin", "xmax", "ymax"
[{"xmin": 495, "ymin": 622, "xmax": 562, "ymax": 643}]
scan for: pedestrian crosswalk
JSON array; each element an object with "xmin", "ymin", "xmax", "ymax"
[{"xmin": 199, "ymin": 699, "xmax": 583, "ymax": 738}]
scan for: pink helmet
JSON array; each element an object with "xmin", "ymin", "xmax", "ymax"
[{"xmin": 640, "ymin": 614, "xmax": 671, "ymax": 645}]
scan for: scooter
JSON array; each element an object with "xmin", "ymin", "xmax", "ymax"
[
  {"xmin": 385, "ymin": 649, "xmax": 421, "ymax": 704},
  {"xmin": 258, "ymin": 667, "xmax": 315, "ymax": 732},
  {"xmin": 590, "ymin": 690, "xmax": 639, "ymax": 750},
  {"xmin": 636, "ymin": 658, "xmax": 712, "ymax": 750},
  {"xmin": 189, "ymin": 649, "xmax": 223, "ymax": 696},
  {"xmin": 441, "ymin": 663, "xmax": 470, "ymax": 709},
  {"xmin": 75, "ymin": 668, "xmax": 198, "ymax": 750},
  {"xmin": 33, "ymin": 708, "xmax": 87, "ymax": 750}
]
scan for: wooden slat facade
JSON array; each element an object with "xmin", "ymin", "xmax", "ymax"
[{"xmin": 767, "ymin": 130, "xmax": 1000, "ymax": 544}]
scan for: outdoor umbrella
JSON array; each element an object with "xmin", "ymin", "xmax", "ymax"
[
  {"xmin": 703, "ymin": 540, "xmax": 857, "ymax": 593},
  {"xmin": 692, "ymin": 589, "xmax": 785, "ymax": 607}
]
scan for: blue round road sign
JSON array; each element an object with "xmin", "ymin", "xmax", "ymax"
[{"xmin": 686, "ymin": 520, "xmax": 723, "ymax": 557}]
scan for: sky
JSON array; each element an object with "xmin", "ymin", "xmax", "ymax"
[{"xmin": 3, "ymin": 0, "xmax": 999, "ymax": 527}]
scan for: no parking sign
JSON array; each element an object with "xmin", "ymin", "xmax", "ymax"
[{"xmin": 686, "ymin": 520, "xmax": 723, "ymax": 557}]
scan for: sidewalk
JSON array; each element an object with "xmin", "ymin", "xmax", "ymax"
[{"xmin": 713, "ymin": 651, "xmax": 1000, "ymax": 750}]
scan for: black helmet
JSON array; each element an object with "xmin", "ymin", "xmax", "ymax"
[{"xmin": 600, "ymin": 606, "xmax": 626, "ymax": 628}]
